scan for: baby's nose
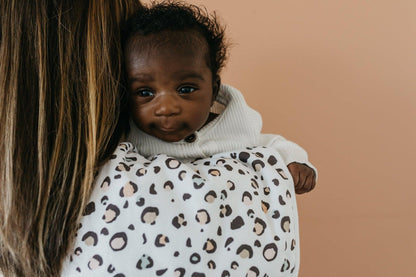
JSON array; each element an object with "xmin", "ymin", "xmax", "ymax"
[{"xmin": 154, "ymin": 94, "xmax": 181, "ymax": 116}]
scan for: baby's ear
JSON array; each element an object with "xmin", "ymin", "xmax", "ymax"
[{"xmin": 212, "ymin": 75, "xmax": 221, "ymax": 105}]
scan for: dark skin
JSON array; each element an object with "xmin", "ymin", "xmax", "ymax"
[{"xmin": 288, "ymin": 162, "xmax": 316, "ymax": 194}]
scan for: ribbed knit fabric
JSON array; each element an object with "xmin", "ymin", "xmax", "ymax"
[{"xmin": 127, "ymin": 84, "xmax": 316, "ymax": 174}]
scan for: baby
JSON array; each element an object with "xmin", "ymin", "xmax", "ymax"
[
  {"xmin": 62, "ymin": 3, "xmax": 318, "ymax": 275},
  {"xmin": 123, "ymin": 1, "xmax": 316, "ymax": 194}
]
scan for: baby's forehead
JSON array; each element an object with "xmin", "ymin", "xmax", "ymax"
[{"xmin": 126, "ymin": 29, "xmax": 209, "ymax": 58}]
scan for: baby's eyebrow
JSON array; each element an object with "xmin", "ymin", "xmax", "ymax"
[
  {"xmin": 129, "ymin": 73, "xmax": 154, "ymax": 82},
  {"xmin": 173, "ymin": 71, "xmax": 205, "ymax": 81}
]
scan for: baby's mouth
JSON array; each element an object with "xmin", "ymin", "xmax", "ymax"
[
  {"xmin": 158, "ymin": 126, "xmax": 177, "ymax": 133},
  {"xmin": 156, "ymin": 122, "xmax": 182, "ymax": 133},
  {"xmin": 152, "ymin": 123, "xmax": 188, "ymax": 142}
]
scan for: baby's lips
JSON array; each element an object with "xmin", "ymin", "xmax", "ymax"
[
  {"xmin": 157, "ymin": 120, "xmax": 182, "ymax": 132},
  {"xmin": 158, "ymin": 125, "xmax": 178, "ymax": 132}
]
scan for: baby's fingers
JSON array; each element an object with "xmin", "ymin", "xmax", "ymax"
[
  {"xmin": 295, "ymin": 171, "xmax": 316, "ymax": 194},
  {"xmin": 303, "ymin": 173, "xmax": 316, "ymax": 192},
  {"xmin": 288, "ymin": 162, "xmax": 317, "ymax": 194},
  {"xmin": 287, "ymin": 163, "xmax": 300, "ymax": 187}
]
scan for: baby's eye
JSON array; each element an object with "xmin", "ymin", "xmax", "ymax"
[
  {"xmin": 178, "ymin": 86, "xmax": 196, "ymax": 94},
  {"xmin": 135, "ymin": 89, "xmax": 154, "ymax": 97}
]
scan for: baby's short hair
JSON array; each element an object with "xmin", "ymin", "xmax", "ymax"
[{"xmin": 122, "ymin": 1, "xmax": 228, "ymax": 76}]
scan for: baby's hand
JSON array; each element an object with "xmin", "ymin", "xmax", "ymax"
[{"xmin": 287, "ymin": 162, "xmax": 316, "ymax": 194}]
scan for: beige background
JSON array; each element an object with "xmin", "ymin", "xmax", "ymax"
[{"xmin": 144, "ymin": 0, "xmax": 416, "ymax": 276}]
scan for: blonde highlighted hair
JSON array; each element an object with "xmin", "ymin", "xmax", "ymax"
[{"xmin": 0, "ymin": 1, "xmax": 142, "ymax": 276}]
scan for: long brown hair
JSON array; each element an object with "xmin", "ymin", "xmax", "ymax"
[{"xmin": 0, "ymin": 1, "xmax": 142, "ymax": 276}]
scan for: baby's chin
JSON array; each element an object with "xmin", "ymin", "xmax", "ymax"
[
  {"xmin": 152, "ymin": 131, "xmax": 192, "ymax": 143},
  {"xmin": 157, "ymin": 136, "xmax": 184, "ymax": 142}
]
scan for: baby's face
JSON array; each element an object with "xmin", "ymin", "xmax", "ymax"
[{"xmin": 125, "ymin": 37, "xmax": 216, "ymax": 142}]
